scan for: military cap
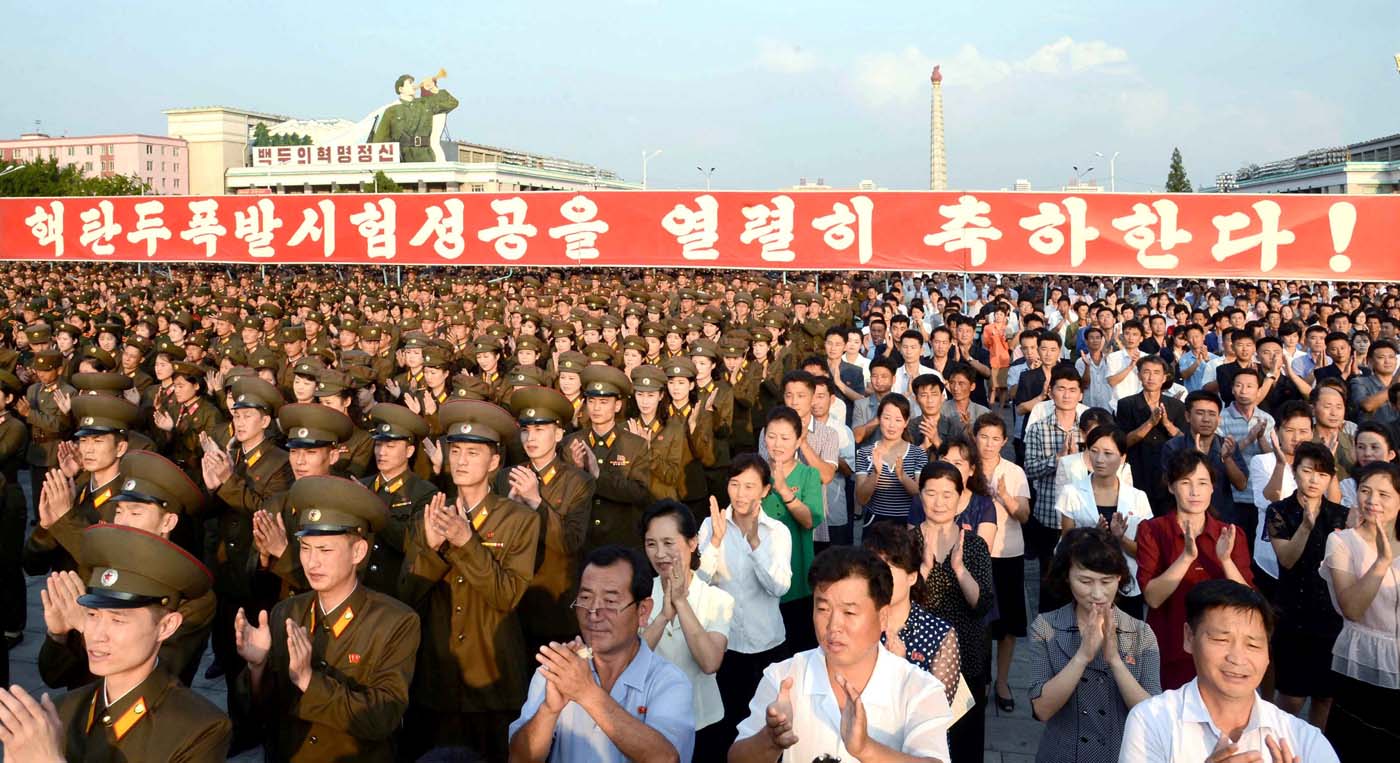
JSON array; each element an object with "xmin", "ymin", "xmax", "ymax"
[
  {"xmin": 278, "ymin": 325, "xmax": 306, "ymax": 343},
  {"xmin": 623, "ymin": 303, "xmax": 646, "ymax": 318},
  {"xmin": 509, "ymin": 386, "xmax": 574, "ymax": 426},
  {"xmin": 247, "ymin": 348, "xmax": 280, "ymax": 371},
  {"xmin": 421, "ymin": 345, "xmax": 451, "ymax": 369},
  {"xmin": 238, "ymin": 316, "xmax": 262, "ymax": 332},
  {"xmin": 184, "ymin": 332, "xmax": 210, "ymax": 350},
  {"xmin": 584, "ymin": 294, "xmax": 609, "ymax": 310},
  {"xmin": 154, "ymin": 337, "xmax": 185, "ymax": 359},
  {"xmin": 170, "ymin": 360, "xmax": 204, "ymax": 380},
  {"xmin": 583, "ymin": 342, "xmax": 616, "ymax": 364},
  {"xmin": 279, "ymin": 403, "xmax": 354, "ymax": 448},
  {"xmin": 518, "ymin": 309, "xmax": 543, "ymax": 327},
  {"xmin": 124, "ymin": 336, "xmax": 153, "ymax": 356},
  {"xmin": 113, "ymin": 451, "xmax": 203, "ymax": 516},
  {"xmin": 630, "ymin": 365, "xmax": 666, "ymax": 393},
  {"xmin": 688, "ymin": 339, "xmax": 720, "ymax": 360},
  {"xmin": 0, "ymin": 369, "xmax": 21, "ymax": 395},
  {"xmin": 507, "ymin": 366, "xmax": 546, "ymax": 387},
  {"xmin": 314, "ymin": 369, "xmax": 354, "ymax": 398},
  {"xmin": 345, "ymin": 365, "xmax": 376, "ymax": 388},
  {"xmin": 640, "ymin": 322, "xmax": 665, "ymax": 339},
  {"xmin": 72, "ymin": 395, "xmax": 140, "ymax": 437},
  {"xmin": 753, "ymin": 286, "xmax": 774, "ymax": 302},
  {"xmin": 485, "ymin": 324, "xmax": 510, "ymax": 340},
  {"xmin": 580, "ymin": 365, "xmax": 633, "ymax": 398},
  {"xmin": 450, "ymin": 373, "xmax": 493, "ymax": 401},
  {"xmin": 338, "ymin": 318, "xmax": 362, "ymax": 336},
  {"xmin": 368, "ymin": 403, "xmax": 428, "ymax": 441},
  {"xmin": 473, "ymin": 336, "xmax": 504, "ymax": 356},
  {"xmin": 24, "ymin": 323, "xmax": 52, "ymax": 344},
  {"xmin": 71, "ymin": 372, "xmax": 133, "ymax": 395},
  {"xmin": 621, "ymin": 336, "xmax": 647, "ymax": 354},
  {"xmin": 292, "ymin": 357, "xmax": 325, "ymax": 378},
  {"xmin": 445, "ymin": 310, "xmax": 468, "ymax": 326},
  {"xmin": 663, "ymin": 358, "xmax": 698, "ymax": 379},
  {"xmin": 310, "ymin": 346, "xmax": 337, "ymax": 365},
  {"xmin": 792, "ymin": 292, "xmax": 815, "ymax": 307},
  {"xmin": 550, "ymin": 320, "xmax": 576, "ymax": 338},
  {"xmin": 678, "ymin": 288, "xmax": 699, "ymax": 302},
  {"xmin": 516, "ymin": 335, "xmax": 546, "ymax": 354},
  {"xmin": 362, "ymin": 323, "xmax": 385, "ymax": 342},
  {"xmin": 96, "ymin": 322, "xmax": 124, "ymax": 339},
  {"xmin": 290, "ymin": 476, "xmax": 388, "ymax": 537},
  {"xmin": 79, "ymin": 524, "xmax": 211, "ymax": 610},
  {"xmin": 761, "ymin": 312, "xmax": 788, "ymax": 329},
  {"xmin": 719, "ymin": 341, "xmax": 748, "ymax": 359},
  {"xmin": 700, "ymin": 307, "xmax": 725, "ymax": 325},
  {"xmin": 555, "ymin": 351, "xmax": 589, "ymax": 376},
  {"xmin": 664, "ymin": 321, "xmax": 686, "ymax": 337},
  {"xmin": 230, "ymin": 376, "xmax": 285, "ymax": 413},
  {"xmin": 400, "ymin": 331, "xmax": 432, "ymax": 349},
  {"xmin": 31, "ymin": 349, "xmax": 63, "ymax": 371},
  {"xmin": 734, "ymin": 291, "xmax": 754, "ymax": 306},
  {"xmin": 438, "ymin": 399, "xmax": 518, "ymax": 445},
  {"xmin": 261, "ymin": 303, "xmax": 285, "ymax": 320},
  {"xmin": 76, "ymin": 346, "xmax": 114, "ymax": 372},
  {"xmin": 54, "ymin": 322, "xmax": 81, "ymax": 339}
]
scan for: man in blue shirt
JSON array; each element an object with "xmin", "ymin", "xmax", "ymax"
[{"xmin": 509, "ymin": 545, "xmax": 694, "ymax": 763}]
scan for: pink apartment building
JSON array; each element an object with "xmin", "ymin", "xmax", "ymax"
[{"xmin": 0, "ymin": 133, "xmax": 189, "ymax": 194}]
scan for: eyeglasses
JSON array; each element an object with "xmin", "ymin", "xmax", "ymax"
[{"xmin": 570, "ymin": 598, "xmax": 637, "ymax": 618}]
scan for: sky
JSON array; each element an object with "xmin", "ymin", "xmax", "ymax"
[{"xmin": 4, "ymin": 0, "xmax": 1400, "ymax": 192}]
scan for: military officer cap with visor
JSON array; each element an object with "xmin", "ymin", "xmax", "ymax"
[
  {"xmin": 438, "ymin": 399, "xmax": 518, "ymax": 445},
  {"xmin": 630, "ymin": 365, "xmax": 666, "ymax": 393},
  {"xmin": 278, "ymin": 403, "xmax": 355, "ymax": 449},
  {"xmin": 230, "ymin": 376, "xmax": 285, "ymax": 414},
  {"xmin": 79, "ymin": 524, "xmax": 212, "ymax": 610},
  {"xmin": 580, "ymin": 365, "xmax": 633, "ymax": 399},
  {"xmin": 368, "ymin": 403, "xmax": 429, "ymax": 441},
  {"xmin": 290, "ymin": 476, "xmax": 388, "ymax": 537},
  {"xmin": 72, "ymin": 394, "xmax": 141, "ymax": 437},
  {"xmin": 112, "ymin": 451, "xmax": 204, "ymax": 516},
  {"xmin": 663, "ymin": 358, "xmax": 698, "ymax": 379},
  {"xmin": 509, "ymin": 386, "xmax": 574, "ymax": 427}
]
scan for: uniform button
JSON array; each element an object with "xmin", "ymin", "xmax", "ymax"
[
  {"xmin": 310, "ymin": 735, "xmax": 317, "ymax": 744},
  {"xmin": 455, "ymin": 576, "xmax": 464, "ymax": 584},
  {"xmin": 593, "ymin": 519, "xmax": 601, "ymax": 525},
  {"xmin": 1081, "ymin": 710, "xmax": 1089, "ymax": 716},
  {"xmin": 370, "ymin": 565, "xmax": 379, "ymax": 572},
  {"xmin": 101, "ymin": 715, "xmax": 111, "ymax": 723},
  {"xmin": 373, "ymin": 543, "xmax": 380, "ymax": 550},
  {"xmin": 455, "ymin": 606, "xmax": 462, "ymax": 613},
  {"xmin": 457, "ymin": 634, "xmax": 464, "ymax": 641}
]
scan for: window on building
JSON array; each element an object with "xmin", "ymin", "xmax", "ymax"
[
  {"xmin": 66, "ymin": 146, "xmax": 74, "ymax": 156},
  {"xmin": 145, "ymin": 176, "xmax": 152, "ymax": 187},
  {"xmin": 470, "ymin": 184, "xmax": 485, "ymax": 192},
  {"xmin": 161, "ymin": 162, "xmax": 166, "ymax": 171},
  {"xmin": 106, "ymin": 144, "xmax": 114, "ymax": 154},
  {"xmin": 174, "ymin": 163, "xmax": 179, "ymax": 171},
  {"xmin": 146, "ymin": 145, "xmax": 153, "ymax": 154},
  {"xmin": 84, "ymin": 162, "xmax": 92, "ymax": 171},
  {"xmin": 85, "ymin": 145, "xmax": 93, "ymax": 156},
  {"xmin": 174, "ymin": 179, "xmax": 179, "ymax": 189},
  {"xmin": 146, "ymin": 161, "xmax": 153, "ymax": 171}
]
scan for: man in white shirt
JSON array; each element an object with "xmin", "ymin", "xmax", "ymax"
[
  {"xmin": 730, "ymin": 547, "xmax": 952, "ymax": 763},
  {"xmin": 1119, "ymin": 580, "xmax": 1338, "ymax": 763},
  {"xmin": 1247, "ymin": 401, "xmax": 1312, "ymax": 587},
  {"xmin": 892, "ymin": 329, "xmax": 939, "ymax": 398},
  {"xmin": 1105, "ymin": 319, "xmax": 1147, "ymax": 403}
]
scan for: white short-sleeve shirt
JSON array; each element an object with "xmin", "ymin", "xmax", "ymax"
[
  {"xmin": 736, "ymin": 646, "xmax": 952, "ymax": 763},
  {"xmin": 646, "ymin": 575, "xmax": 734, "ymax": 729}
]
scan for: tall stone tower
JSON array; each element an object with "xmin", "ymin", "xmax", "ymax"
[{"xmin": 930, "ymin": 65, "xmax": 947, "ymax": 190}]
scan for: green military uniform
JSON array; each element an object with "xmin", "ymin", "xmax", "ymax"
[
  {"xmin": 371, "ymin": 87, "xmax": 459, "ymax": 162},
  {"xmin": 691, "ymin": 341, "xmax": 735, "ymax": 503},
  {"xmin": 650, "ymin": 360, "xmax": 717, "ymax": 512},
  {"xmin": 23, "ymin": 349, "xmax": 75, "ymax": 520},
  {"xmin": 362, "ymin": 403, "xmax": 440, "ymax": 598},
  {"xmin": 502, "ymin": 387, "xmax": 594, "ymax": 650},
  {"xmin": 152, "ymin": 361, "xmax": 227, "ymax": 495},
  {"xmin": 398, "ymin": 399, "xmax": 540, "ymax": 762},
  {"xmin": 314, "ymin": 370, "xmax": 374, "ymax": 479},
  {"xmin": 55, "ymin": 524, "xmax": 230, "ymax": 761},
  {"xmin": 233, "ymin": 476, "xmax": 420, "ymax": 762},
  {"xmin": 562, "ymin": 366, "xmax": 652, "ymax": 551},
  {"xmin": 39, "ymin": 450, "xmax": 214, "ymax": 689}
]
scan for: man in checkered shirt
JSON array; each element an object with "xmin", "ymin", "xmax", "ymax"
[{"xmin": 1023, "ymin": 365, "xmax": 1086, "ymax": 613}]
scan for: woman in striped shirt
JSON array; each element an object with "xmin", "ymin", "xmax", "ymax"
[{"xmin": 855, "ymin": 393, "xmax": 928, "ymax": 525}]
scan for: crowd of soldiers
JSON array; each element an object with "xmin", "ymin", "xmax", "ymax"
[{"xmin": 0, "ymin": 263, "xmax": 1389, "ymax": 761}]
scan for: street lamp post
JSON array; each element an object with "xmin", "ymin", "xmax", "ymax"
[
  {"xmin": 697, "ymin": 166, "xmax": 715, "ymax": 191},
  {"xmin": 1095, "ymin": 151, "xmax": 1120, "ymax": 192},
  {"xmin": 641, "ymin": 149, "xmax": 662, "ymax": 190},
  {"xmin": 1072, "ymin": 165, "xmax": 1095, "ymax": 185}
]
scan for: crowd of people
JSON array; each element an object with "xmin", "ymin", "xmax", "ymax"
[{"xmin": 0, "ymin": 263, "xmax": 1393, "ymax": 761}]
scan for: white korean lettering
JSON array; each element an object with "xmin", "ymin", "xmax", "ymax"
[
  {"xmin": 660, "ymin": 194, "xmax": 720, "ymax": 261},
  {"xmin": 739, "ymin": 195, "xmax": 796, "ymax": 262},
  {"xmin": 1111, "ymin": 200, "xmax": 1192, "ymax": 270},
  {"xmin": 1017, "ymin": 197, "xmax": 1100, "ymax": 267},
  {"xmin": 812, "ymin": 195, "xmax": 874, "ymax": 264},
  {"xmin": 924, "ymin": 194, "xmax": 1003, "ymax": 267},
  {"xmin": 1210, "ymin": 200, "xmax": 1296, "ymax": 273},
  {"xmin": 24, "ymin": 201, "xmax": 63, "ymax": 257},
  {"xmin": 287, "ymin": 199, "xmax": 337, "ymax": 257},
  {"xmin": 78, "ymin": 200, "xmax": 122, "ymax": 256},
  {"xmin": 476, "ymin": 197, "xmax": 537, "ymax": 261},
  {"xmin": 348, "ymin": 199, "xmax": 397, "ymax": 259},
  {"xmin": 125, "ymin": 200, "xmax": 171, "ymax": 257},
  {"xmin": 410, "ymin": 198, "xmax": 466, "ymax": 259},
  {"xmin": 233, "ymin": 199, "xmax": 285, "ymax": 258},
  {"xmin": 547, "ymin": 195, "xmax": 609, "ymax": 261},
  {"xmin": 179, "ymin": 199, "xmax": 228, "ymax": 258}
]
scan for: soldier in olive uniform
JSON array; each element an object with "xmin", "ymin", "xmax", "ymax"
[
  {"xmin": 312, "ymin": 369, "xmax": 373, "ymax": 479},
  {"xmin": 691, "ymin": 339, "xmax": 735, "ymax": 503},
  {"xmin": 38, "ymin": 451, "xmax": 215, "ymax": 690},
  {"xmin": 20, "ymin": 348, "xmax": 74, "ymax": 524},
  {"xmin": 151, "ymin": 360, "xmax": 226, "ymax": 495},
  {"xmin": 371, "ymin": 74, "xmax": 459, "ymax": 163},
  {"xmin": 398, "ymin": 399, "xmax": 540, "ymax": 762},
  {"xmin": 362, "ymin": 403, "xmax": 440, "ymax": 598},
  {"xmin": 0, "ymin": 369, "xmax": 26, "ymax": 660},
  {"xmin": 501, "ymin": 387, "xmax": 594, "ymax": 654},
  {"xmin": 562, "ymin": 366, "xmax": 652, "ymax": 552},
  {"xmin": 233, "ymin": 476, "xmax": 420, "ymax": 762},
  {"xmin": 0, "ymin": 525, "xmax": 230, "ymax": 762}
]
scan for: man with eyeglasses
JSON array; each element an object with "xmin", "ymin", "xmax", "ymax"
[{"xmin": 509, "ymin": 544, "xmax": 694, "ymax": 763}]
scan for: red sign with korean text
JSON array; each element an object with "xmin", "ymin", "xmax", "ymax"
[{"xmin": 0, "ymin": 190, "xmax": 1392, "ymax": 279}]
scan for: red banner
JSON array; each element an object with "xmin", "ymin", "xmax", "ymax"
[{"xmin": 0, "ymin": 190, "xmax": 1392, "ymax": 279}]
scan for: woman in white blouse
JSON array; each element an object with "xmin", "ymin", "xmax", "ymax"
[
  {"xmin": 1320, "ymin": 461, "xmax": 1400, "ymax": 758},
  {"xmin": 697, "ymin": 453, "xmax": 793, "ymax": 751},
  {"xmin": 642, "ymin": 499, "xmax": 735, "ymax": 760},
  {"xmin": 1055, "ymin": 426, "xmax": 1153, "ymax": 619}
]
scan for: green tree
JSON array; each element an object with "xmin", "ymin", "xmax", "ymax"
[
  {"xmin": 362, "ymin": 171, "xmax": 403, "ymax": 193},
  {"xmin": 1165, "ymin": 147, "xmax": 1192, "ymax": 192},
  {"xmin": 252, "ymin": 122, "xmax": 271, "ymax": 147},
  {"xmin": 0, "ymin": 159, "xmax": 149, "ymax": 197}
]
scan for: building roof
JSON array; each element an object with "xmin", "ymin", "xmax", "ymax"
[{"xmin": 163, "ymin": 105, "xmax": 291, "ymax": 121}]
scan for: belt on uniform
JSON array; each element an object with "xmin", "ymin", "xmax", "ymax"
[{"xmin": 411, "ymin": 136, "xmax": 424, "ymax": 147}]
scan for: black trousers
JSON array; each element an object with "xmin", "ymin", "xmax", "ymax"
[
  {"xmin": 948, "ymin": 677, "xmax": 988, "ymax": 763},
  {"xmin": 0, "ymin": 482, "xmax": 26, "ymax": 634},
  {"xmin": 715, "ymin": 645, "xmax": 789, "ymax": 754},
  {"xmin": 1024, "ymin": 517, "xmax": 1065, "ymax": 614},
  {"xmin": 1327, "ymin": 673, "xmax": 1400, "ymax": 760}
]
